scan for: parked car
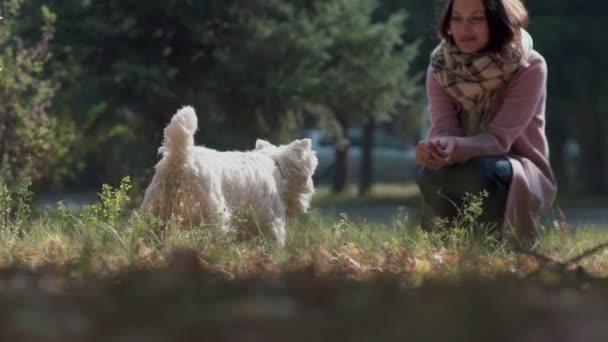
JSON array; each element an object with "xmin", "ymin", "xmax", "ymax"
[{"xmin": 300, "ymin": 128, "xmax": 417, "ymax": 184}]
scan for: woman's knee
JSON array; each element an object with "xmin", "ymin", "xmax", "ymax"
[
  {"xmin": 415, "ymin": 157, "xmax": 511, "ymax": 196},
  {"xmin": 467, "ymin": 157, "xmax": 512, "ymax": 191}
]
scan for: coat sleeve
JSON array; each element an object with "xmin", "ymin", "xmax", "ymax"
[
  {"xmin": 426, "ymin": 67, "xmax": 464, "ymax": 139},
  {"xmin": 449, "ymin": 56, "xmax": 547, "ymax": 163}
]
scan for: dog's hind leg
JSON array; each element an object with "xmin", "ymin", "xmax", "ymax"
[
  {"xmin": 207, "ymin": 196, "xmax": 231, "ymax": 234},
  {"xmin": 271, "ymin": 218, "xmax": 286, "ymax": 247},
  {"xmin": 218, "ymin": 206, "xmax": 231, "ymax": 233},
  {"xmin": 270, "ymin": 196, "xmax": 287, "ymax": 247}
]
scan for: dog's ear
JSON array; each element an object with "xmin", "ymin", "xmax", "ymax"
[
  {"xmin": 296, "ymin": 138, "xmax": 312, "ymax": 151},
  {"xmin": 286, "ymin": 138, "xmax": 313, "ymax": 157},
  {"xmin": 255, "ymin": 139, "xmax": 273, "ymax": 150}
]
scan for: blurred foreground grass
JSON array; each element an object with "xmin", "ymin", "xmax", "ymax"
[{"xmin": 2, "ymin": 249, "xmax": 608, "ymax": 342}]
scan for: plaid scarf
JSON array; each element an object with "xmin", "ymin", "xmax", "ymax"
[{"xmin": 430, "ymin": 29, "xmax": 533, "ymax": 135}]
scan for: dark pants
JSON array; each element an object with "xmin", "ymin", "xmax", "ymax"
[{"xmin": 415, "ymin": 156, "xmax": 513, "ymax": 230}]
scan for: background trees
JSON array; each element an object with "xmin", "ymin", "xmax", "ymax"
[{"xmin": 6, "ymin": 0, "xmax": 607, "ymax": 196}]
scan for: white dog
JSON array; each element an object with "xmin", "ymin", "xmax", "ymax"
[{"xmin": 140, "ymin": 106, "xmax": 318, "ymax": 246}]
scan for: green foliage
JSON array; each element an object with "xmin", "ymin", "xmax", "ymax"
[
  {"xmin": 15, "ymin": 0, "xmax": 420, "ymax": 188},
  {"xmin": 212, "ymin": 0, "xmax": 420, "ymax": 134},
  {"xmin": 422, "ymin": 190, "xmax": 502, "ymax": 251},
  {"xmin": 0, "ymin": 176, "xmax": 32, "ymax": 244},
  {"xmin": 0, "ymin": 2, "xmax": 76, "ymax": 187},
  {"xmin": 53, "ymin": 176, "xmax": 142, "ymax": 260},
  {"xmin": 77, "ymin": 176, "xmax": 132, "ymax": 226}
]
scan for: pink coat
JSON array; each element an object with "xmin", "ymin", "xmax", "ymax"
[{"xmin": 426, "ymin": 50, "xmax": 557, "ymax": 239}]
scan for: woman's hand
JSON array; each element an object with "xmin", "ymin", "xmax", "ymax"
[
  {"xmin": 416, "ymin": 137, "xmax": 455, "ymax": 170},
  {"xmin": 434, "ymin": 137, "xmax": 455, "ymax": 157},
  {"xmin": 416, "ymin": 140, "xmax": 445, "ymax": 169}
]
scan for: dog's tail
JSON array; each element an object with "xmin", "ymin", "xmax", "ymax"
[{"xmin": 161, "ymin": 106, "xmax": 198, "ymax": 163}]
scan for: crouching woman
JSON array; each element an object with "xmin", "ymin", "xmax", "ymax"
[{"xmin": 415, "ymin": 0, "xmax": 557, "ymax": 245}]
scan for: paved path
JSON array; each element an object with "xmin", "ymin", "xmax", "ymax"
[{"xmin": 318, "ymin": 204, "xmax": 608, "ymax": 228}]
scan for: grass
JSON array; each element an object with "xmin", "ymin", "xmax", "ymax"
[{"xmin": 1, "ymin": 177, "xmax": 608, "ymax": 282}]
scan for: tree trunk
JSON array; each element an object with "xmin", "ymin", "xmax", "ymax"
[
  {"xmin": 359, "ymin": 117, "xmax": 374, "ymax": 196},
  {"xmin": 333, "ymin": 113, "xmax": 349, "ymax": 193}
]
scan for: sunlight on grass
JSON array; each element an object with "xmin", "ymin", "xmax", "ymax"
[{"xmin": 2, "ymin": 177, "xmax": 608, "ymax": 282}]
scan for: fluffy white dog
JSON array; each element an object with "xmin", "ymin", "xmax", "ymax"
[{"xmin": 140, "ymin": 106, "xmax": 318, "ymax": 246}]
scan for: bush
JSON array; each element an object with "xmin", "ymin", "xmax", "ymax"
[{"xmin": 0, "ymin": 4, "xmax": 76, "ymax": 188}]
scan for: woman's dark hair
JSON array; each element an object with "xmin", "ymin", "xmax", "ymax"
[{"xmin": 438, "ymin": 0, "xmax": 529, "ymax": 53}]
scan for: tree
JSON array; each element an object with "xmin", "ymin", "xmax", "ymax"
[
  {"xmin": 527, "ymin": 1, "xmax": 608, "ymax": 193},
  {"xmin": 215, "ymin": 0, "xmax": 420, "ymax": 194},
  {"xmin": 17, "ymin": 0, "xmax": 226, "ymax": 188},
  {"xmin": 17, "ymin": 0, "xmax": 420, "ymax": 193}
]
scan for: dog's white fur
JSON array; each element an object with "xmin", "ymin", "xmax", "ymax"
[{"xmin": 140, "ymin": 106, "xmax": 318, "ymax": 246}]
